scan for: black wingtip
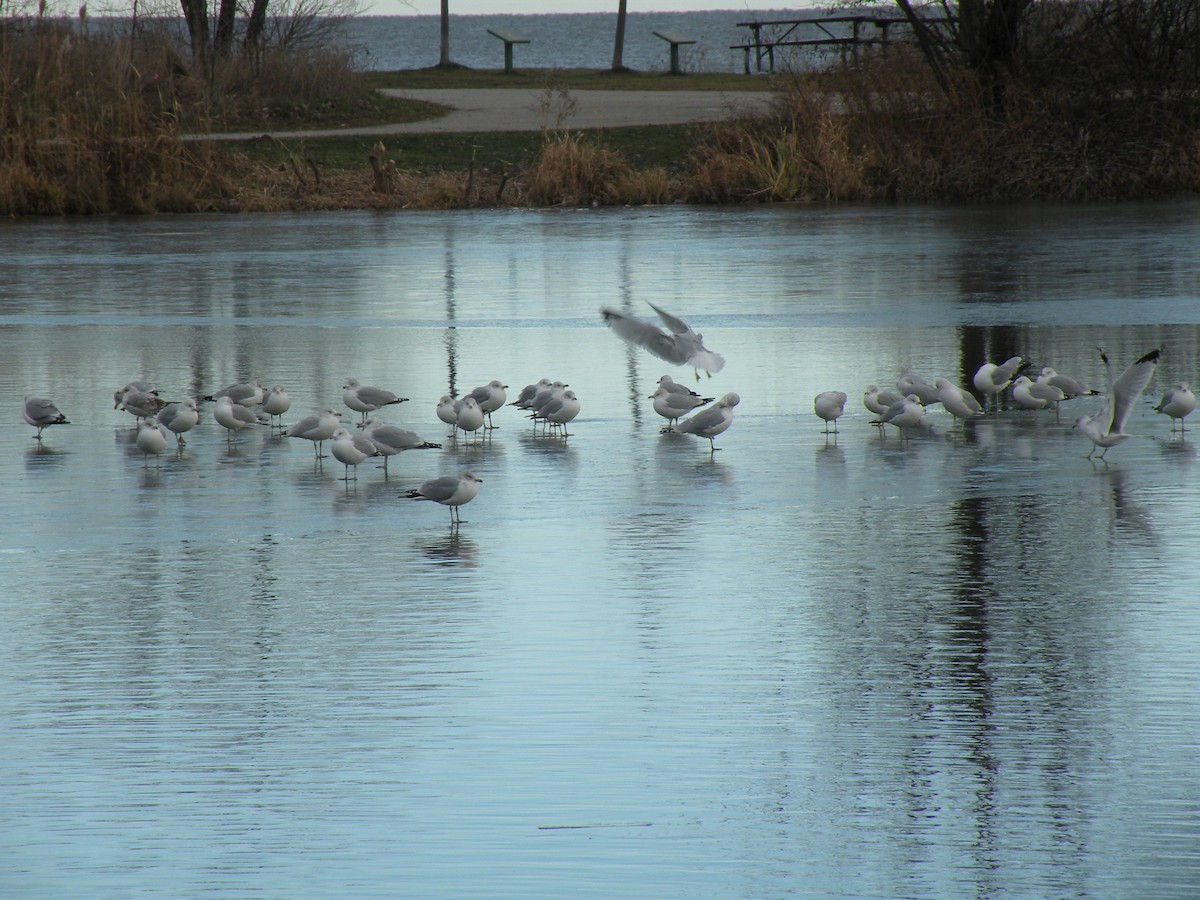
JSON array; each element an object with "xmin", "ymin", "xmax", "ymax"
[{"xmin": 1137, "ymin": 347, "xmax": 1162, "ymax": 365}]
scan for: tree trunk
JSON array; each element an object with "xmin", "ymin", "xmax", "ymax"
[
  {"xmin": 214, "ymin": 0, "xmax": 237, "ymax": 57},
  {"xmin": 243, "ymin": 0, "xmax": 269, "ymax": 57},
  {"xmin": 439, "ymin": 0, "xmax": 451, "ymax": 66},
  {"xmin": 611, "ymin": 0, "xmax": 628, "ymax": 71},
  {"xmin": 179, "ymin": 0, "xmax": 210, "ymax": 71}
]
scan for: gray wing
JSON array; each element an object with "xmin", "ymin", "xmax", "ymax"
[
  {"xmin": 417, "ymin": 475, "xmax": 460, "ymax": 502},
  {"xmin": 647, "ymin": 302, "xmax": 693, "ymax": 336},
  {"xmin": 678, "ymin": 405, "xmax": 724, "ymax": 435},
  {"xmin": 357, "ymin": 386, "xmax": 404, "ymax": 406},
  {"xmin": 601, "ymin": 307, "xmax": 690, "ymax": 365},
  {"xmin": 24, "ymin": 396, "xmax": 62, "ymax": 423},
  {"xmin": 1109, "ymin": 348, "xmax": 1160, "ymax": 433}
]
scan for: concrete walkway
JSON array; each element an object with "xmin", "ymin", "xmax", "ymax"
[{"xmin": 200, "ymin": 88, "xmax": 774, "ymax": 141}]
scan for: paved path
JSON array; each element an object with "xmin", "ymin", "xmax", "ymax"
[{"xmin": 201, "ymin": 89, "xmax": 773, "ymax": 140}]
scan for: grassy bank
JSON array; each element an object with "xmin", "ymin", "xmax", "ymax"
[{"xmin": 3, "ymin": 19, "xmax": 1197, "ymax": 215}]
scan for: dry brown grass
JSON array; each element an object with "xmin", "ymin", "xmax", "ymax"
[
  {"xmin": 686, "ymin": 49, "xmax": 1200, "ymax": 204},
  {"xmin": 522, "ymin": 131, "xmax": 677, "ymax": 207}
]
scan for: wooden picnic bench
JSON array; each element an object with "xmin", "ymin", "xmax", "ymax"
[
  {"xmin": 487, "ymin": 27, "xmax": 530, "ymax": 75},
  {"xmin": 652, "ymin": 30, "xmax": 696, "ymax": 75}
]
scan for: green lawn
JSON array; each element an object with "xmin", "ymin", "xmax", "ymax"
[{"xmin": 362, "ymin": 67, "xmax": 778, "ymax": 93}]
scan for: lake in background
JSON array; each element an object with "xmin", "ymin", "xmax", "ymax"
[
  {"xmin": 338, "ymin": 9, "xmax": 821, "ymax": 73},
  {"xmin": 2, "ymin": 202, "xmax": 1200, "ymax": 897}
]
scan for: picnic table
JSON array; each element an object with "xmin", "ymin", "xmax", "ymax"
[
  {"xmin": 487, "ymin": 27, "xmax": 530, "ymax": 75},
  {"xmin": 732, "ymin": 15, "xmax": 954, "ymax": 73}
]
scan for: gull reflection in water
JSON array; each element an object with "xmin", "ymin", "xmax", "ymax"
[
  {"xmin": 419, "ymin": 530, "xmax": 478, "ymax": 567},
  {"xmin": 1096, "ymin": 465, "xmax": 1157, "ymax": 545}
]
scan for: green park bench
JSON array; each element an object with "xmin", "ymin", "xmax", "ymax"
[
  {"xmin": 653, "ymin": 30, "xmax": 697, "ymax": 75},
  {"xmin": 487, "ymin": 28, "xmax": 531, "ymax": 75}
]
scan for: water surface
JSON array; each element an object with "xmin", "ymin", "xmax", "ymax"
[{"xmin": 2, "ymin": 203, "xmax": 1200, "ymax": 897}]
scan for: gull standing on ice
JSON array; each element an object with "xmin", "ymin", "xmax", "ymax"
[
  {"xmin": 113, "ymin": 380, "xmax": 157, "ymax": 409},
  {"xmin": 973, "ymin": 356, "xmax": 1025, "ymax": 409},
  {"xmin": 362, "ymin": 417, "xmax": 442, "ymax": 476},
  {"xmin": 157, "ymin": 398, "xmax": 200, "ymax": 446},
  {"xmin": 600, "ymin": 302, "xmax": 725, "ymax": 379},
  {"xmin": 464, "ymin": 380, "xmax": 508, "ymax": 428},
  {"xmin": 1011, "ymin": 375, "xmax": 1066, "ymax": 418},
  {"xmin": 23, "ymin": 396, "xmax": 70, "ymax": 440},
  {"xmin": 213, "ymin": 395, "xmax": 261, "ymax": 440},
  {"xmin": 935, "ymin": 378, "xmax": 984, "ymax": 429},
  {"xmin": 510, "ymin": 379, "xmax": 552, "ymax": 410},
  {"xmin": 864, "ymin": 385, "xmax": 904, "ymax": 417},
  {"xmin": 533, "ymin": 389, "xmax": 581, "ymax": 436},
  {"xmin": 205, "ymin": 381, "xmax": 264, "ymax": 407},
  {"xmin": 330, "ymin": 427, "xmax": 382, "ymax": 480},
  {"xmin": 262, "ymin": 386, "xmax": 291, "ymax": 430},
  {"xmin": 1153, "ymin": 382, "xmax": 1196, "ymax": 432},
  {"xmin": 453, "ymin": 396, "xmax": 486, "ymax": 441},
  {"xmin": 135, "ymin": 421, "xmax": 169, "ymax": 466},
  {"xmin": 896, "ymin": 370, "xmax": 940, "ymax": 406},
  {"xmin": 404, "ymin": 471, "xmax": 483, "ymax": 525},
  {"xmin": 287, "ymin": 407, "xmax": 342, "ymax": 458},
  {"xmin": 677, "ymin": 392, "xmax": 740, "ymax": 452},
  {"xmin": 121, "ymin": 389, "xmax": 169, "ymax": 423},
  {"xmin": 1037, "ymin": 367, "xmax": 1097, "ymax": 400},
  {"xmin": 343, "ymin": 379, "xmax": 408, "ymax": 423},
  {"xmin": 871, "ymin": 394, "xmax": 924, "ymax": 440},
  {"xmin": 813, "ymin": 391, "xmax": 847, "ymax": 434},
  {"xmin": 1074, "ymin": 347, "xmax": 1161, "ymax": 459},
  {"xmin": 651, "ymin": 385, "xmax": 713, "ymax": 432},
  {"xmin": 436, "ymin": 395, "xmax": 460, "ymax": 434}
]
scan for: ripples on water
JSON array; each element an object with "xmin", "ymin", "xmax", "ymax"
[{"xmin": 2, "ymin": 204, "xmax": 1199, "ymax": 897}]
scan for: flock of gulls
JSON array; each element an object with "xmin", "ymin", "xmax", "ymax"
[
  {"xmin": 815, "ymin": 346, "xmax": 1195, "ymax": 459},
  {"xmin": 19, "ymin": 302, "xmax": 1197, "ymax": 525}
]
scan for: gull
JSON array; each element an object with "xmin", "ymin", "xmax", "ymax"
[
  {"xmin": 286, "ymin": 407, "xmax": 342, "ymax": 458},
  {"xmin": 262, "ymin": 386, "xmax": 291, "ymax": 430},
  {"xmin": 896, "ymin": 369, "xmax": 939, "ymax": 406},
  {"xmin": 1074, "ymin": 347, "xmax": 1161, "ymax": 458},
  {"xmin": 23, "ymin": 396, "xmax": 70, "ymax": 440},
  {"xmin": 677, "ymin": 392, "xmax": 739, "ymax": 452},
  {"xmin": 656, "ymin": 374, "xmax": 703, "ymax": 397},
  {"xmin": 510, "ymin": 379, "xmax": 552, "ymax": 409},
  {"xmin": 600, "ymin": 302, "xmax": 725, "ymax": 379},
  {"xmin": 871, "ymin": 393, "xmax": 924, "ymax": 440},
  {"xmin": 1153, "ymin": 382, "xmax": 1196, "ymax": 432},
  {"xmin": 362, "ymin": 417, "xmax": 442, "ymax": 476},
  {"xmin": 213, "ymin": 394, "xmax": 261, "ymax": 439},
  {"xmin": 157, "ymin": 398, "xmax": 200, "ymax": 446},
  {"xmin": 135, "ymin": 421, "xmax": 169, "ymax": 466},
  {"xmin": 1012, "ymin": 375, "xmax": 1066, "ymax": 417},
  {"xmin": 1037, "ymin": 367, "xmax": 1098, "ymax": 399},
  {"xmin": 464, "ymin": 380, "xmax": 508, "ymax": 428},
  {"xmin": 120, "ymin": 389, "xmax": 169, "ymax": 423},
  {"xmin": 532, "ymin": 389, "xmax": 581, "ymax": 436},
  {"xmin": 343, "ymin": 378, "xmax": 408, "ymax": 423},
  {"xmin": 404, "ymin": 471, "xmax": 482, "ymax": 525},
  {"xmin": 651, "ymin": 385, "xmax": 713, "ymax": 432},
  {"xmin": 436, "ymin": 395, "xmax": 460, "ymax": 434},
  {"xmin": 863, "ymin": 385, "xmax": 904, "ymax": 416},
  {"xmin": 205, "ymin": 380, "xmax": 264, "ymax": 407},
  {"xmin": 527, "ymin": 380, "xmax": 568, "ymax": 414},
  {"xmin": 934, "ymin": 378, "xmax": 984, "ymax": 429},
  {"xmin": 973, "ymin": 356, "xmax": 1025, "ymax": 409},
  {"xmin": 113, "ymin": 380, "xmax": 156, "ymax": 409},
  {"xmin": 813, "ymin": 391, "xmax": 848, "ymax": 434},
  {"xmin": 330, "ymin": 427, "xmax": 382, "ymax": 480},
  {"xmin": 453, "ymin": 396, "xmax": 486, "ymax": 441}
]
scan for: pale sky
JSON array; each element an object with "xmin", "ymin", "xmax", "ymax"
[{"xmin": 364, "ymin": 2, "xmax": 804, "ymax": 16}]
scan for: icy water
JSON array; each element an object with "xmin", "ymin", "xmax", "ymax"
[{"xmin": 2, "ymin": 203, "xmax": 1200, "ymax": 898}]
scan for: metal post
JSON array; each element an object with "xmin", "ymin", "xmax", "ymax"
[
  {"xmin": 669, "ymin": 43, "xmax": 681, "ymax": 74},
  {"xmin": 504, "ymin": 42, "xmax": 514, "ymax": 74}
]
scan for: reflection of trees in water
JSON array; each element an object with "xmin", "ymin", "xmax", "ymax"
[{"xmin": 444, "ymin": 224, "xmax": 459, "ymax": 398}]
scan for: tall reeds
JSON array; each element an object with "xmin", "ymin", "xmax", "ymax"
[{"xmin": 0, "ymin": 18, "xmax": 222, "ymax": 214}]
